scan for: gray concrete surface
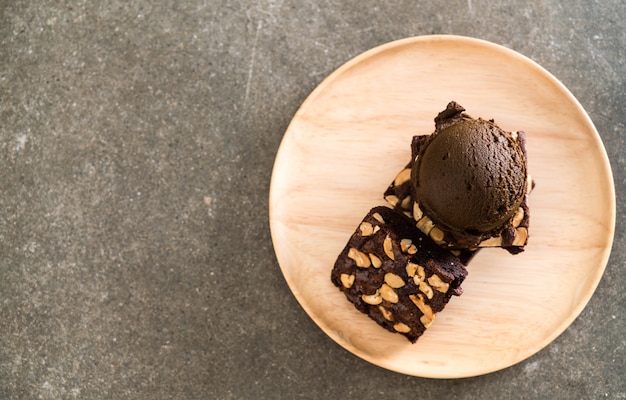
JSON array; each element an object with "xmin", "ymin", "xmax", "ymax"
[{"xmin": 1, "ymin": 1, "xmax": 624, "ymax": 399}]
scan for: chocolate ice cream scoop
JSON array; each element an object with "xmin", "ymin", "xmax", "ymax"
[{"xmin": 412, "ymin": 104, "xmax": 527, "ymax": 241}]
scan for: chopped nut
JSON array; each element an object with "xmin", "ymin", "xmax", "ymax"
[
  {"xmin": 372, "ymin": 212, "xmax": 385, "ymax": 224},
  {"xmin": 416, "ymin": 216, "xmax": 434, "ymax": 234},
  {"xmin": 512, "ymin": 227, "xmax": 528, "ymax": 246},
  {"xmin": 383, "ymin": 235, "xmax": 394, "ymax": 260},
  {"xmin": 450, "ymin": 249, "xmax": 461, "ymax": 257},
  {"xmin": 413, "ymin": 202, "xmax": 423, "ymax": 220},
  {"xmin": 409, "ymin": 293, "xmax": 422, "ymax": 305},
  {"xmin": 400, "ymin": 238, "xmax": 413, "ymax": 253},
  {"xmin": 393, "ymin": 168, "xmax": 411, "ymax": 186},
  {"xmin": 429, "ymin": 226, "xmax": 445, "ymax": 243},
  {"xmin": 348, "ymin": 247, "xmax": 371, "ymax": 268},
  {"xmin": 409, "ymin": 294, "xmax": 435, "ymax": 324},
  {"xmin": 400, "ymin": 239, "xmax": 417, "ymax": 254},
  {"xmin": 406, "ymin": 244, "xmax": 417, "ymax": 255},
  {"xmin": 420, "ymin": 314, "xmax": 435, "ymax": 328},
  {"xmin": 419, "ymin": 280, "xmax": 434, "ymax": 299},
  {"xmin": 427, "ymin": 274, "xmax": 449, "ymax": 293},
  {"xmin": 413, "ymin": 264, "xmax": 426, "ymax": 285},
  {"xmin": 511, "ymin": 207, "xmax": 524, "ymax": 228},
  {"xmin": 340, "ymin": 273, "xmax": 355, "ymax": 288},
  {"xmin": 526, "ymin": 174, "xmax": 533, "ymax": 194},
  {"xmin": 400, "ymin": 195, "xmax": 412, "ymax": 210},
  {"xmin": 379, "ymin": 283, "xmax": 399, "ymax": 303},
  {"xmin": 393, "ymin": 322, "xmax": 411, "ymax": 333},
  {"xmin": 405, "ymin": 262, "xmax": 419, "ymax": 278},
  {"xmin": 359, "ymin": 221, "xmax": 375, "ymax": 236},
  {"xmin": 362, "ymin": 291, "xmax": 382, "ymax": 305},
  {"xmin": 379, "ymin": 306, "xmax": 394, "ymax": 321},
  {"xmin": 373, "ymin": 225, "xmax": 381, "ymax": 234},
  {"xmin": 369, "ymin": 253, "xmax": 382, "ymax": 268},
  {"xmin": 479, "ymin": 235, "xmax": 503, "ymax": 247},
  {"xmin": 384, "ymin": 195, "xmax": 400, "ymax": 207},
  {"xmin": 384, "ymin": 272, "xmax": 405, "ymax": 288}
]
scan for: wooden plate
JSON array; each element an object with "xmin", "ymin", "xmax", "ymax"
[{"xmin": 269, "ymin": 35, "xmax": 615, "ymax": 378}]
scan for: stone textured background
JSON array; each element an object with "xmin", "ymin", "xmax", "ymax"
[{"xmin": 1, "ymin": 1, "xmax": 624, "ymax": 399}]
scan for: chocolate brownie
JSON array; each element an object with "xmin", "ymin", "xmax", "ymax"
[{"xmin": 331, "ymin": 206, "xmax": 468, "ymax": 343}]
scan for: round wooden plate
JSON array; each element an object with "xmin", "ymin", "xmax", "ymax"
[{"xmin": 269, "ymin": 35, "xmax": 615, "ymax": 378}]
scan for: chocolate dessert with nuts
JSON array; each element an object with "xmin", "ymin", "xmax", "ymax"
[
  {"xmin": 331, "ymin": 206, "xmax": 468, "ymax": 343},
  {"xmin": 332, "ymin": 102, "xmax": 532, "ymax": 343}
]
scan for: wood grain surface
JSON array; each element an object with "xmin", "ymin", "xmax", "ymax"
[{"xmin": 269, "ymin": 35, "xmax": 615, "ymax": 378}]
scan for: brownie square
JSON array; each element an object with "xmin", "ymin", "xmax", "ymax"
[{"xmin": 331, "ymin": 206, "xmax": 468, "ymax": 343}]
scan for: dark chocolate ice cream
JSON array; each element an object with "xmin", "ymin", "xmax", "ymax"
[{"xmin": 411, "ymin": 102, "xmax": 528, "ymax": 247}]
